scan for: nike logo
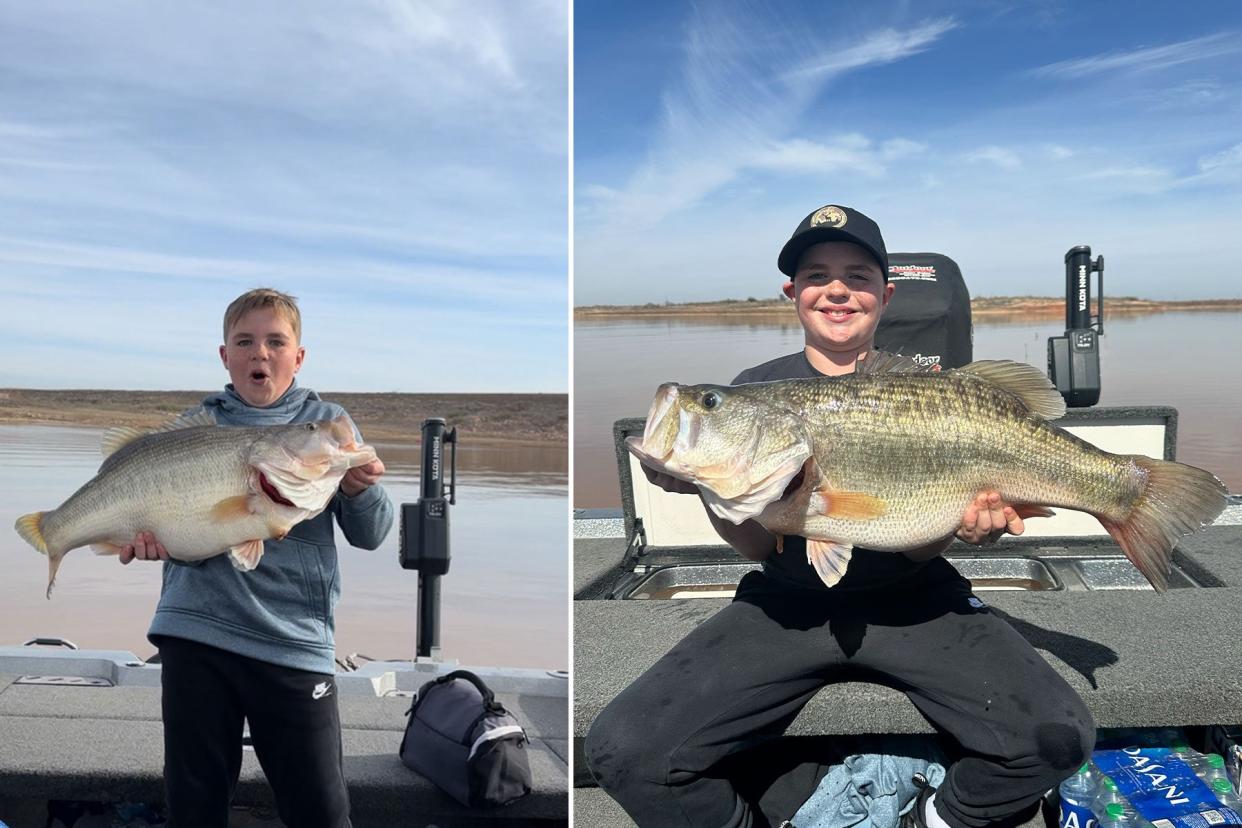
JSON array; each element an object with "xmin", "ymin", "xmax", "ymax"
[{"xmin": 312, "ymin": 681, "xmax": 333, "ymax": 700}]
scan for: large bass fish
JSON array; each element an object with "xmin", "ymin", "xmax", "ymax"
[
  {"xmin": 626, "ymin": 354, "xmax": 1227, "ymax": 591},
  {"xmin": 15, "ymin": 411, "xmax": 378, "ymax": 597}
]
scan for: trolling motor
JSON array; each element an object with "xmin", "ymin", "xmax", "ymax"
[
  {"xmin": 1047, "ymin": 245, "xmax": 1105, "ymax": 408},
  {"xmin": 399, "ymin": 418, "xmax": 457, "ymax": 660}
]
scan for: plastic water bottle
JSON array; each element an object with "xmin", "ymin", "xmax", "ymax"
[
  {"xmin": 1210, "ymin": 776, "xmax": 1242, "ymax": 809},
  {"xmin": 1094, "ymin": 775, "xmax": 1137, "ymax": 819},
  {"xmin": 1059, "ymin": 763, "xmax": 1099, "ymax": 828},
  {"xmin": 1098, "ymin": 802, "xmax": 1136, "ymax": 828},
  {"xmin": 1200, "ymin": 753, "xmax": 1231, "ymax": 785}
]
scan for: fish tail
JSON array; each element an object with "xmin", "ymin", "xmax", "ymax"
[
  {"xmin": 1097, "ymin": 456, "xmax": 1227, "ymax": 592},
  {"xmin": 14, "ymin": 512, "xmax": 69, "ymax": 599},
  {"xmin": 15, "ymin": 512, "xmax": 48, "ymax": 554}
]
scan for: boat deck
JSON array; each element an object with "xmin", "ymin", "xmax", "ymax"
[
  {"xmin": 0, "ymin": 660, "xmax": 568, "ymax": 826},
  {"xmin": 573, "ymin": 512, "xmax": 1242, "ymax": 826}
]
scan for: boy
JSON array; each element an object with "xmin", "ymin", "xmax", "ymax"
[
  {"xmin": 585, "ymin": 206, "xmax": 1095, "ymax": 828},
  {"xmin": 121, "ymin": 288, "xmax": 394, "ymax": 828}
]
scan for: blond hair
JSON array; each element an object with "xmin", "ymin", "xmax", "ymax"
[{"xmin": 222, "ymin": 288, "xmax": 302, "ymax": 343}]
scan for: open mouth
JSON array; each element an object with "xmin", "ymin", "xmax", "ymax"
[
  {"xmin": 258, "ymin": 471, "xmax": 295, "ymax": 507},
  {"xmin": 777, "ymin": 459, "xmax": 810, "ymax": 501},
  {"xmin": 818, "ymin": 308, "xmax": 855, "ymax": 320},
  {"xmin": 250, "ymin": 370, "xmax": 269, "ymax": 382}
]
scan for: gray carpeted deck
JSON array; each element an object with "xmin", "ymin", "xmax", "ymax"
[
  {"xmin": 0, "ymin": 677, "xmax": 567, "ymax": 824},
  {"xmin": 573, "ymin": 525, "xmax": 1242, "ymax": 826}
]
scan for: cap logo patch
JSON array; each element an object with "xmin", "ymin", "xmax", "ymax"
[{"xmin": 810, "ymin": 206, "xmax": 847, "ymax": 228}]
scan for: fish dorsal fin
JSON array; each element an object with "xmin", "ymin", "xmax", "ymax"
[
  {"xmin": 854, "ymin": 351, "xmax": 936, "ymax": 375},
  {"xmin": 956, "ymin": 360, "xmax": 1067, "ymax": 419},
  {"xmin": 101, "ymin": 409, "xmax": 217, "ymax": 457}
]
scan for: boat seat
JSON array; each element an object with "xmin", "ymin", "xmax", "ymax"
[{"xmin": 876, "ymin": 252, "xmax": 974, "ymax": 370}]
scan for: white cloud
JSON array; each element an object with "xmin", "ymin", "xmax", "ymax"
[
  {"xmin": 1031, "ymin": 32, "xmax": 1242, "ymax": 80},
  {"xmin": 964, "ymin": 145, "xmax": 1022, "ymax": 170},
  {"xmin": 0, "ymin": 1, "xmax": 568, "ymax": 392},
  {"xmin": 579, "ymin": 8, "xmax": 957, "ymax": 232},
  {"xmin": 787, "ymin": 18, "xmax": 958, "ymax": 80},
  {"xmin": 1198, "ymin": 142, "xmax": 1242, "ymax": 175},
  {"xmin": 1045, "ymin": 144, "xmax": 1074, "ymax": 160},
  {"xmin": 749, "ymin": 134, "xmax": 926, "ymax": 176}
]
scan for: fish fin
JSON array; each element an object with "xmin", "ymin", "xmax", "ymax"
[
  {"xmin": 806, "ymin": 540, "xmax": 853, "ymax": 588},
  {"xmin": 15, "ymin": 512, "xmax": 48, "ymax": 555},
  {"xmin": 955, "ymin": 360, "xmax": 1067, "ymax": 419},
  {"xmin": 808, "ymin": 489, "xmax": 887, "ymax": 520},
  {"xmin": 101, "ymin": 427, "xmax": 149, "ymax": 458},
  {"xmin": 91, "ymin": 542, "xmax": 125, "ymax": 556},
  {"xmin": 211, "ymin": 495, "xmax": 255, "ymax": 521},
  {"xmin": 1014, "ymin": 504, "xmax": 1056, "ymax": 520},
  {"xmin": 228, "ymin": 539, "xmax": 266, "ymax": 572},
  {"xmin": 101, "ymin": 409, "xmax": 217, "ymax": 458},
  {"xmin": 1096, "ymin": 456, "xmax": 1227, "ymax": 592},
  {"xmin": 854, "ymin": 352, "xmax": 935, "ymax": 375},
  {"xmin": 265, "ymin": 514, "xmax": 301, "ymax": 541},
  {"xmin": 774, "ymin": 535, "xmax": 784, "ymax": 554}
]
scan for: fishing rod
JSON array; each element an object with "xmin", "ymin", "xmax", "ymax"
[
  {"xmin": 1048, "ymin": 245, "xmax": 1105, "ymax": 408},
  {"xmin": 398, "ymin": 417, "xmax": 458, "ymax": 660}
]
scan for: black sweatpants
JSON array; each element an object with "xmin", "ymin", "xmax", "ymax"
[
  {"xmin": 156, "ymin": 636, "xmax": 351, "ymax": 828},
  {"xmin": 584, "ymin": 561, "xmax": 1095, "ymax": 828}
]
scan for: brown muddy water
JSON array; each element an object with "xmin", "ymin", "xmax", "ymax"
[
  {"xmin": 2, "ymin": 426, "xmax": 567, "ymax": 670},
  {"xmin": 574, "ymin": 310, "xmax": 1242, "ymax": 508}
]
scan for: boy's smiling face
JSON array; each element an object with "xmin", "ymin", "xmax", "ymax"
[
  {"xmin": 219, "ymin": 307, "xmax": 305, "ymax": 407},
  {"xmin": 784, "ymin": 241, "xmax": 894, "ymax": 361}
]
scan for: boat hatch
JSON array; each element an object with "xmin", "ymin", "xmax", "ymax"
[{"xmin": 624, "ymin": 554, "xmax": 1202, "ymax": 599}]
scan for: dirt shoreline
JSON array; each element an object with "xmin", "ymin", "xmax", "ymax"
[
  {"xmin": 0, "ymin": 389, "xmax": 567, "ymax": 446},
  {"xmin": 575, "ymin": 296, "xmax": 1242, "ymax": 320}
]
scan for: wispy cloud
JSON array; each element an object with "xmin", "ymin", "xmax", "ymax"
[
  {"xmin": 0, "ymin": 1, "xmax": 568, "ymax": 392},
  {"xmin": 579, "ymin": 6, "xmax": 957, "ymax": 230},
  {"xmin": 964, "ymin": 145, "xmax": 1022, "ymax": 170},
  {"xmin": 1198, "ymin": 142, "xmax": 1242, "ymax": 176},
  {"xmin": 1031, "ymin": 32, "xmax": 1242, "ymax": 80},
  {"xmin": 751, "ymin": 135, "xmax": 926, "ymax": 175},
  {"xmin": 786, "ymin": 18, "xmax": 958, "ymax": 80}
]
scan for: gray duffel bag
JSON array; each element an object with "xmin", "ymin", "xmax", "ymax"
[{"xmin": 399, "ymin": 669, "xmax": 532, "ymax": 808}]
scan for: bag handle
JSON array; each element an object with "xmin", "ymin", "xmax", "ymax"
[{"xmin": 435, "ymin": 669, "xmax": 505, "ymax": 713}]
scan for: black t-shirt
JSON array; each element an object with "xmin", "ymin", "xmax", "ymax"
[{"xmin": 732, "ymin": 350, "xmax": 929, "ymax": 592}]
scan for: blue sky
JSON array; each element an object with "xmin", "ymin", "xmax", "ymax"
[
  {"xmin": 0, "ymin": 1, "xmax": 567, "ymax": 392},
  {"xmin": 575, "ymin": 1, "xmax": 1242, "ymax": 305}
]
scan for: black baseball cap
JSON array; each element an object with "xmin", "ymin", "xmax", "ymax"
[{"xmin": 777, "ymin": 204, "xmax": 889, "ymax": 281}]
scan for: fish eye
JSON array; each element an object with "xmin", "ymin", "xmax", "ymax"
[
  {"xmin": 305, "ymin": 423, "xmax": 317, "ymax": 431},
  {"xmin": 702, "ymin": 391, "xmax": 721, "ymax": 410}
]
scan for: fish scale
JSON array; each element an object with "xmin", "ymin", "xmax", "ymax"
[
  {"xmin": 14, "ymin": 415, "xmax": 377, "ymax": 596},
  {"xmin": 771, "ymin": 372, "xmax": 1143, "ymax": 550},
  {"xmin": 627, "ymin": 356, "xmax": 1226, "ymax": 591},
  {"xmin": 45, "ymin": 427, "xmax": 260, "ymax": 557}
]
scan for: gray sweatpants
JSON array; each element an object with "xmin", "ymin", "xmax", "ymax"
[{"xmin": 584, "ymin": 561, "xmax": 1094, "ymax": 828}]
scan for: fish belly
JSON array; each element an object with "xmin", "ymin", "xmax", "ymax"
[{"xmin": 40, "ymin": 431, "xmax": 272, "ymax": 559}]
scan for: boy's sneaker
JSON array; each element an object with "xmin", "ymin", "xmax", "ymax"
[{"xmin": 900, "ymin": 774, "xmax": 936, "ymax": 828}]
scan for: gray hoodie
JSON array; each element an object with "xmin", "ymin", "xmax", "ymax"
[{"xmin": 147, "ymin": 381, "xmax": 395, "ymax": 673}]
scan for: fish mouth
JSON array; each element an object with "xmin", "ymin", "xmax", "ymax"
[
  {"xmin": 327, "ymin": 416, "xmax": 362, "ymax": 452},
  {"xmin": 258, "ymin": 471, "xmax": 296, "ymax": 507}
]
